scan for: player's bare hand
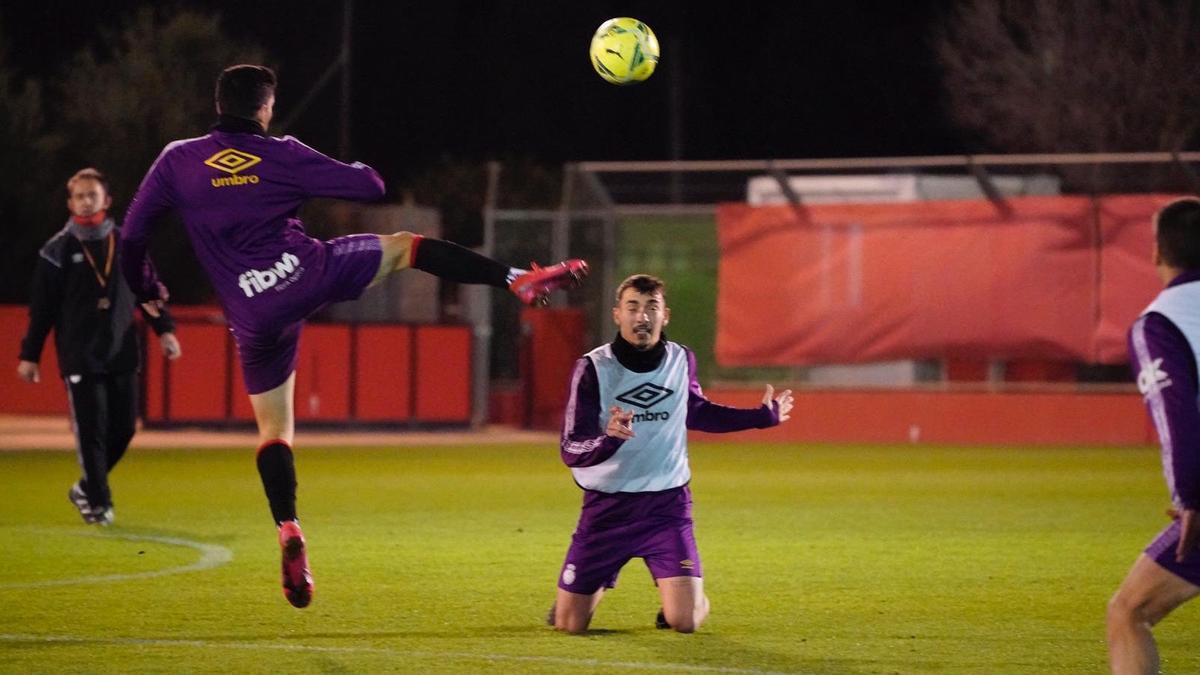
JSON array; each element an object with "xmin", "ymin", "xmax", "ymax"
[
  {"xmin": 606, "ymin": 406, "xmax": 635, "ymax": 440},
  {"xmin": 16, "ymin": 360, "xmax": 40, "ymax": 383},
  {"xmin": 763, "ymin": 384, "xmax": 793, "ymax": 422},
  {"xmin": 159, "ymin": 332, "xmax": 182, "ymax": 360},
  {"xmin": 1177, "ymin": 508, "xmax": 1200, "ymax": 563}
]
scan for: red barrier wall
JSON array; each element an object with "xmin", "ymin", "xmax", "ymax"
[
  {"xmin": 697, "ymin": 386, "xmax": 1153, "ymax": 446},
  {"xmin": 521, "ymin": 308, "xmax": 586, "ymax": 430},
  {"xmin": 354, "ymin": 326, "xmax": 413, "ymax": 421},
  {"xmin": 0, "ymin": 305, "xmax": 65, "ymax": 414},
  {"xmin": 716, "ymin": 195, "xmax": 1174, "ymax": 367},
  {"xmin": 414, "ymin": 326, "xmax": 472, "ymax": 421},
  {"xmin": 294, "ymin": 325, "xmax": 352, "ymax": 421}
]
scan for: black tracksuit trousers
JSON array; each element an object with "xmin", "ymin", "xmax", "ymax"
[{"xmin": 65, "ymin": 371, "xmax": 137, "ymax": 509}]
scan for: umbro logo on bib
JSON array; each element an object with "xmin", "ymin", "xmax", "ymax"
[{"xmin": 616, "ymin": 383, "xmax": 673, "ymax": 409}]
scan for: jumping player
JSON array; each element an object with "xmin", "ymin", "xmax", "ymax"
[
  {"xmin": 1107, "ymin": 198, "xmax": 1200, "ymax": 673},
  {"xmin": 119, "ymin": 64, "xmax": 587, "ymax": 608},
  {"xmin": 549, "ymin": 274, "xmax": 793, "ymax": 633}
]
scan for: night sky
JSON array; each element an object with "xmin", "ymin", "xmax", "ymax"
[{"xmin": 2, "ymin": 1, "xmax": 960, "ymax": 185}]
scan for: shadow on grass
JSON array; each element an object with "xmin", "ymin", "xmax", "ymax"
[{"xmin": 182, "ymin": 624, "xmax": 636, "ymax": 642}]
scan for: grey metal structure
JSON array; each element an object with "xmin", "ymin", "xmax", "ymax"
[{"xmin": 468, "ymin": 153, "xmax": 1200, "ymax": 425}]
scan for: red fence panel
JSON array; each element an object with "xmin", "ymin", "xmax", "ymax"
[
  {"xmin": 1094, "ymin": 195, "xmax": 1176, "ymax": 362},
  {"xmin": 414, "ymin": 325, "xmax": 472, "ymax": 422},
  {"xmin": 520, "ymin": 308, "xmax": 586, "ymax": 430},
  {"xmin": 0, "ymin": 306, "xmax": 66, "ymax": 414},
  {"xmin": 162, "ymin": 323, "xmax": 230, "ymax": 421},
  {"xmin": 717, "ymin": 195, "xmax": 1179, "ymax": 367},
  {"xmin": 294, "ymin": 325, "xmax": 351, "ymax": 421},
  {"xmin": 353, "ymin": 325, "xmax": 414, "ymax": 421}
]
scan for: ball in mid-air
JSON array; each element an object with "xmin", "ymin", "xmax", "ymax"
[{"xmin": 589, "ymin": 18, "xmax": 659, "ymax": 85}]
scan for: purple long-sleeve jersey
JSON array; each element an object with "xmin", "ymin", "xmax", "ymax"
[
  {"xmin": 119, "ymin": 125, "xmax": 384, "ymax": 332},
  {"xmin": 1129, "ymin": 272, "xmax": 1200, "ymax": 509},
  {"xmin": 560, "ymin": 345, "xmax": 778, "ymax": 470}
]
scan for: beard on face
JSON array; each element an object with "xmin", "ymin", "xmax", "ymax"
[{"xmin": 630, "ymin": 323, "xmax": 654, "ymax": 346}]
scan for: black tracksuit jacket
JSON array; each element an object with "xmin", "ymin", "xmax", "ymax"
[{"xmin": 19, "ymin": 221, "xmax": 175, "ymax": 375}]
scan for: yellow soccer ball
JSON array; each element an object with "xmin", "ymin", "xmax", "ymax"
[{"xmin": 589, "ymin": 17, "xmax": 660, "ymax": 85}]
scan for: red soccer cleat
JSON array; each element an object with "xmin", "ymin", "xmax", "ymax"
[
  {"xmin": 509, "ymin": 259, "xmax": 590, "ymax": 306},
  {"xmin": 278, "ymin": 520, "xmax": 314, "ymax": 608}
]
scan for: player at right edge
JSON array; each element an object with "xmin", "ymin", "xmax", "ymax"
[{"xmin": 1108, "ymin": 197, "xmax": 1200, "ymax": 673}]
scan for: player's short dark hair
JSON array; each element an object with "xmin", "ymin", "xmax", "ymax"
[
  {"xmin": 1156, "ymin": 198, "xmax": 1200, "ymax": 270},
  {"xmin": 66, "ymin": 167, "xmax": 109, "ymax": 196},
  {"xmin": 615, "ymin": 274, "xmax": 666, "ymax": 303},
  {"xmin": 215, "ymin": 64, "xmax": 277, "ymax": 119}
]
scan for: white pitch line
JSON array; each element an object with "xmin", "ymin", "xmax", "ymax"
[
  {"xmin": 0, "ymin": 633, "xmax": 792, "ymax": 674},
  {"xmin": 0, "ymin": 530, "xmax": 233, "ymax": 589}
]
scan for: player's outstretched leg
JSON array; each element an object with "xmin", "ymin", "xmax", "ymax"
[
  {"xmin": 374, "ymin": 232, "xmax": 588, "ymax": 305},
  {"xmin": 509, "ymin": 259, "xmax": 590, "ymax": 306}
]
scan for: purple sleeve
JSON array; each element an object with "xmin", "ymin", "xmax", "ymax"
[
  {"xmin": 560, "ymin": 357, "xmax": 624, "ymax": 467},
  {"xmin": 284, "ymin": 137, "xmax": 385, "ymax": 202},
  {"xmin": 120, "ymin": 146, "xmax": 176, "ymax": 302},
  {"xmin": 1130, "ymin": 312, "xmax": 1200, "ymax": 508},
  {"xmin": 684, "ymin": 348, "xmax": 779, "ymax": 432}
]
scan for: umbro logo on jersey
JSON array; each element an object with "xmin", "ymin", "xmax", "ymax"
[
  {"xmin": 615, "ymin": 383, "xmax": 674, "ymax": 409},
  {"xmin": 205, "ymin": 148, "xmax": 261, "ymax": 174},
  {"xmin": 1137, "ymin": 357, "xmax": 1173, "ymax": 396},
  {"xmin": 205, "ymin": 148, "xmax": 262, "ymax": 187}
]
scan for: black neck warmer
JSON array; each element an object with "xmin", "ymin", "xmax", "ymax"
[{"xmin": 611, "ymin": 331, "xmax": 667, "ymax": 373}]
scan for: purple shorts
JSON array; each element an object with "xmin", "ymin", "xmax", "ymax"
[
  {"xmin": 232, "ymin": 234, "xmax": 381, "ymax": 394},
  {"xmin": 1145, "ymin": 519, "xmax": 1200, "ymax": 586},
  {"xmin": 557, "ymin": 485, "xmax": 702, "ymax": 595}
]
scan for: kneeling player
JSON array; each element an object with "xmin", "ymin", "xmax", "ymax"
[{"xmin": 549, "ymin": 274, "xmax": 792, "ymax": 633}]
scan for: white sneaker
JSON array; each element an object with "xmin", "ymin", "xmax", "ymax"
[{"xmin": 67, "ymin": 482, "xmax": 91, "ymax": 523}]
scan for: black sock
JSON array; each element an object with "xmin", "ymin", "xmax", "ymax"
[
  {"xmin": 256, "ymin": 440, "xmax": 298, "ymax": 525},
  {"xmin": 410, "ymin": 237, "xmax": 512, "ymax": 287}
]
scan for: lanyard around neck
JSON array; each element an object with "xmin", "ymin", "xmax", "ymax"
[{"xmin": 79, "ymin": 232, "xmax": 115, "ymax": 289}]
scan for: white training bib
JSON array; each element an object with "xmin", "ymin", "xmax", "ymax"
[
  {"xmin": 571, "ymin": 342, "xmax": 691, "ymax": 493},
  {"xmin": 1142, "ymin": 281, "xmax": 1200, "ymax": 381}
]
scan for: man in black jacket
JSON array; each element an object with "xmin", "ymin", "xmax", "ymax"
[{"xmin": 17, "ymin": 168, "xmax": 182, "ymax": 525}]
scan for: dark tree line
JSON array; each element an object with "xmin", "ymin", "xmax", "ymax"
[
  {"xmin": 1, "ymin": 8, "xmax": 266, "ymax": 303},
  {"xmin": 936, "ymin": 0, "xmax": 1200, "ymax": 166}
]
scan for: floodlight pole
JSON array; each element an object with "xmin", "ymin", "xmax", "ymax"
[
  {"xmin": 668, "ymin": 37, "xmax": 684, "ymax": 203},
  {"xmin": 550, "ymin": 164, "xmax": 575, "ymax": 309},
  {"xmin": 339, "ymin": 0, "xmax": 353, "ymax": 160},
  {"xmin": 274, "ymin": 0, "xmax": 353, "ymax": 145},
  {"xmin": 467, "ymin": 161, "xmax": 503, "ymax": 428},
  {"xmin": 576, "ymin": 167, "xmax": 619, "ymax": 340}
]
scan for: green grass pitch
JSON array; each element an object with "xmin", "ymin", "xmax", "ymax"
[{"xmin": 1, "ymin": 442, "xmax": 1197, "ymax": 673}]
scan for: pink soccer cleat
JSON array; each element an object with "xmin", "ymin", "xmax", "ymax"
[
  {"xmin": 509, "ymin": 259, "xmax": 590, "ymax": 306},
  {"xmin": 278, "ymin": 520, "xmax": 314, "ymax": 608}
]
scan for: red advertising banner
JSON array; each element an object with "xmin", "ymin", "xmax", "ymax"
[{"xmin": 717, "ymin": 195, "xmax": 1174, "ymax": 366}]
